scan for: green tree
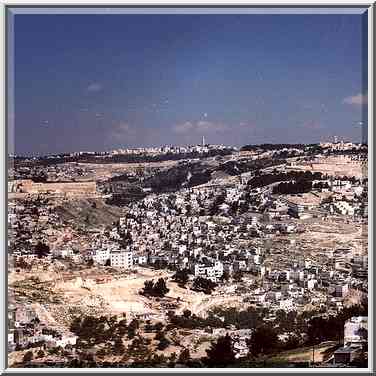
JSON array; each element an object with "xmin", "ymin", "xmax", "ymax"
[
  {"xmin": 248, "ymin": 325, "xmax": 280, "ymax": 356},
  {"xmin": 141, "ymin": 278, "xmax": 170, "ymax": 297},
  {"xmin": 153, "ymin": 278, "xmax": 169, "ymax": 297},
  {"xmin": 155, "ymin": 331, "xmax": 165, "ymax": 341},
  {"xmin": 128, "ymin": 318, "xmax": 140, "ymax": 331},
  {"xmin": 113, "ymin": 338, "xmax": 125, "ymax": 355},
  {"xmin": 220, "ymin": 271, "xmax": 230, "ymax": 282},
  {"xmin": 205, "ymin": 334, "xmax": 235, "ymax": 366},
  {"xmin": 157, "ymin": 334, "xmax": 171, "ymax": 351},
  {"xmin": 233, "ymin": 271, "xmax": 244, "ymax": 282},
  {"xmin": 127, "ymin": 318, "xmax": 139, "ymax": 339},
  {"xmin": 141, "ymin": 280, "xmax": 155, "ymax": 296},
  {"xmin": 172, "ymin": 269, "xmax": 190, "ymax": 287},
  {"xmin": 23, "ymin": 351, "xmax": 33, "ymax": 363},
  {"xmin": 169, "ymin": 352, "xmax": 177, "ymax": 364},
  {"xmin": 154, "ymin": 322, "xmax": 164, "ymax": 332},
  {"xmin": 127, "ymin": 328, "xmax": 136, "ymax": 340},
  {"xmin": 34, "ymin": 242, "xmax": 50, "ymax": 258},
  {"xmin": 178, "ymin": 348, "xmax": 191, "ymax": 364},
  {"xmin": 283, "ymin": 334, "xmax": 301, "ymax": 350},
  {"xmin": 128, "ymin": 336, "xmax": 149, "ymax": 359},
  {"xmin": 192, "ymin": 277, "xmax": 217, "ymax": 294}
]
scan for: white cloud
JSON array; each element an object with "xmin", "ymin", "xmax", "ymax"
[
  {"xmin": 299, "ymin": 121, "xmax": 322, "ymax": 131},
  {"xmin": 109, "ymin": 122, "xmax": 134, "ymax": 141},
  {"xmin": 173, "ymin": 122, "xmax": 195, "ymax": 134},
  {"xmin": 86, "ymin": 82, "xmax": 103, "ymax": 93},
  {"xmin": 196, "ymin": 120, "xmax": 228, "ymax": 132},
  {"xmin": 173, "ymin": 121, "xmax": 228, "ymax": 134},
  {"xmin": 343, "ymin": 93, "xmax": 367, "ymax": 106}
]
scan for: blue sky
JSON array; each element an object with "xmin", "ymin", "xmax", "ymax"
[{"xmin": 11, "ymin": 12, "xmax": 367, "ymax": 155}]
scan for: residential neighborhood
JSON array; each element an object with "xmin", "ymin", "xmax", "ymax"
[{"xmin": 8, "ymin": 141, "xmax": 368, "ymax": 368}]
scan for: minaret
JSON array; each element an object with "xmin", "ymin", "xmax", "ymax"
[{"xmin": 202, "ymin": 135, "xmax": 205, "ymax": 147}]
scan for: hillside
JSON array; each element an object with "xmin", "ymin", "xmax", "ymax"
[
  {"xmin": 55, "ymin": 198, "xmax": 124, "ymax": 228},
  {"xmin": 142, "ymin": 161, "xmax": 213, "ymax": 193}
]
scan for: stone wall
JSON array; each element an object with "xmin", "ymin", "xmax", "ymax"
[
  {"xmin": 8, "ymin": 179, "xmax": 97, "ymax": 196},
  {"xmin": 287, "ymin": 157, "xmax": 366, "ymax": 179}
]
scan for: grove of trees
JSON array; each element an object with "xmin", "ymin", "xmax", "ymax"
[
  {"xmin": 205, "ymin": 334, "xmax": 236, "ymax": 367},
  {"xmin": 140, "ymin": 278, "xmax": 169, "ymax": 298},
  {"xmin": 171, "ymin": 269, "xmax": 190, "ymax": 288},
  {"xmin": 192, "ymin": 277, "xmax": 217, "ymax": 294}
]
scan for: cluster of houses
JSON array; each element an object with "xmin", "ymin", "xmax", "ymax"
[
  {"xmin": 9, "ymin": 163, "xmax": 95, "ymax": 182},
  {"xmin": 84, "ymin": 187, "xmax": 270, "ymax": 281},
  {"xmin": 333, "ymin": 316, "xmax": 368, "ymax": 365},
  {"xmin": 109, "ymin": 142, "xmax": 232, "ymax": 156},
  {"xmin": 8, "ymin": 304, "xmax": 77, "ymax": 352},
  {"xmin": 62, "ymin": 181, "xmax": 366, "ymax": 318},
  {"xmin": 7, "ymin": 145, "xmax": 368, "ymax": 365},
  {"xmin": 9, "ymin": 171, "xmax": 368, "ymax": 304}
]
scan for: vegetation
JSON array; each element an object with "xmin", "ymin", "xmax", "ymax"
[
  {"xmin": 205, "ymin": 334, "xmax": 236, "ymax": 367},
  {"xmin": 272, "ymin": 180, "xmax": 312, "ymax": 195},
  {"xmin": 167, "ymin": 309, "xmax": 223, "ymax": 330},
  {"xmin": 34, "ymin": 241, "xmax": 51, "ymax": 258},
  {"xmin": 140, "ymin": 278, "xmax": 169, "ymax": 298},
  {"xmin": 155, "ymin": 332, "xmax": 171, "ymax": 351},
  {"xmin": 113, "ymin": 338, "xmax": 125, "ymax": 355},
  {"xmin": 127, "ymin": 336, "xmax": 150, "ymax": 359},
  {"xmin": 192, "ymin": 277, "xmax": 217, "ymax": 294},
  {"xmin": 22, "ymin": 351, "xmax": 33, "ymax": 363},
  {"xmin": 70, "ymin": 315, "xmax": 128, "ymax": 348},
  {"xmin": 241, "ymin": 143, "xmax": 308, "ymax": 151},
  {"xmin": 171, "ymin": 269, "xmax": 190, "ymax": 287},
  {"xmin": 209, "ymin": 306, "xmax": 266, "ymax": 329},
  {"xmin": 247, "ymin": 170, "xmax": 323, "ymax": 190},
  {"xmin": 248, "ymin": 325, "xmax": 281, "ymax": 356},
  {"xmin": 178, "ymin": 348, "xmax": 191, "ymax": 364},
  {"xmin": 16, "ymin": 149, "xmax": 233, "ymax": 168},
  {"xmin": 216, "ymin": 157, "xmax": 286, "ymax": 177},
  {"xmin": 143, "ymin": 162, "xmax": 212, "ymax": 193}
]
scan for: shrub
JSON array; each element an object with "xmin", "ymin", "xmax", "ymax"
[{"xmin": 22, "ymin": 351, "xmax": 33, "ymax": 363}]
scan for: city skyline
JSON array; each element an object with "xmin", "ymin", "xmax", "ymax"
[
  {"xmin": 10, "ymin": 12, "xmax": 367, "ymax": 155},
  {"xmin": 9, "ymin": 136, "xmax": 364, "ymax": 159}
]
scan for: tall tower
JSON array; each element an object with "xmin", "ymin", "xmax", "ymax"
[{"xmin": 202, "ymin": 135, "xmax": 205, "ymax": 147}]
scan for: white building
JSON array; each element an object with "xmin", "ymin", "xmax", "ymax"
[
  {"xmin": 233, "ymin": 339, "xmax": 250, "ymax": 359},
  {"xmin": 279, "ymin": 298, "xmax": 294, "ymax": 311},
  {"xmin": 52, "ymin": 248, "xmax": 73, "ymax": 258},
  {"xmin": 54, "ymin": 335, "xmax": 78, "ymax": 348},
  {"xmin": 110, "ymin": 250, "xmax": 133, "ymax": 269},
  {"xmin": 344, "ymin": 316, "xmax": 368, "ymax": 345},
  {"xmin": 307, "ymin": 279, "xmax": 318, "ymax": 290},
  {"xmin": 92, "ymin": 248, "xmax": 111, "ymax": 265},
  {"xmin": 254, "ymin": 254, "xmax": 263, "ymax": 265},
  {"xmin": 178, "ymin": 244, "xmax": 187, "ymax": 254},
  {"xmin": 134, "ymin": 255, "xmax": 148, "ymax": 265},
  {"xmin": 8, "ymin": 332, "xmax": 14, "ymax": 346},
  {"xmin": 333, "ymin": 201, "xmax": 355, "ymax": 216},
  {"xmin": 286, "ymin": 270, "xmax": 304, "ymax": 282},
  {"xmin": 194, "ymin": 261, "xmax": 223, "ymax": 282}
]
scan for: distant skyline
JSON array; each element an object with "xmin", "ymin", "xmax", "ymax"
[{"xmin": 9, "ymin": 11, "xmax": 368, "ymax": 156}]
